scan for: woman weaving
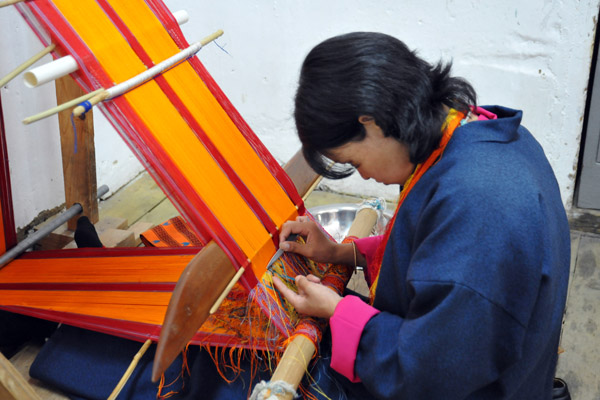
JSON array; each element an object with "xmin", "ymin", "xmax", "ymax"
[{"xmin": 272, "ymin": 32, "xmax": 571, "ymax": 399}]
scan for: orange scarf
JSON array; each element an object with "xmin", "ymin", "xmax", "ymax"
[{"xmin": 369, "ymin": 109, "xmax": 465, "ymax": 301}]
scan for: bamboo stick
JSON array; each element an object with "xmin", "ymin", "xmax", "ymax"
[
  {"xmin": 22, "ymin": 88, "xmax": 104, "ymax": 125},
  {"xmin": 209, "ymin": 266, "xmax": 246, "ymax": 314},
  {"xmin": 72, "ymin": 29, "xmax": 224, "ymax": 118},
  {"xmin": 0, "ymin": 0, "xmax": 25, "ymax": 8},
  {"xmin": 107, "ymin": 339, "xmax": 152, "ymax": 400},
  {"xmin": 72, "ymin": 90, "xmax": 109, "ymax": 119},
  {"xmin": 0, "ymin": 44, "xmax": 55, "ymax": 88}
]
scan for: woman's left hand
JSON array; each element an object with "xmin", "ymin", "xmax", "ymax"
[{"xmin": 272, "ymin": 274, "xmax": 342, "ymax": 319}]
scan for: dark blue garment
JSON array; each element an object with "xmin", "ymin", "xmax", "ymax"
[
  {"xmin": 30, "ymin": 325, "xmax": 193, "ymax": 400},
  {"xmin": 350, "ymin": 106, "xmax": 571, "ymax": 399}
]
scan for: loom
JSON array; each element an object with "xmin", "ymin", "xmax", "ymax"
[{"xmin": 0, "ymin": 1, "xmax": 381, "ymax": 398}]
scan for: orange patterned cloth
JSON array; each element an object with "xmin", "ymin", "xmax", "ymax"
[{"xmin": 141, "ymin": 216, "xmax": 205, "ymax": 248}]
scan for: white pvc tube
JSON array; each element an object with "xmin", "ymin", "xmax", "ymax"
[
  {"xmin": 106, "ymin": 40, "xmax": 205, "ymax": 98},
  {"xmin": 23, "ymin": 10, "xmax": 190, "ymax": 88},
  {"xmin": 23, "ymin": 55, "xmax": 78, "ymax": 88},
  {"xmin": 173, "ymin": 10, "xmax": 189, "ymax": 25}
]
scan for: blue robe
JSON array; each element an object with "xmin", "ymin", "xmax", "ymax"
[{"xmin": 347, "ymin": 106, "xmax": 570, "ymax": 399}]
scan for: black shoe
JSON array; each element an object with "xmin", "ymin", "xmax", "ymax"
[
  {"xmin": 552, "ymin": 378, "xmax": 571, "ymax": 400},
  {"xmin": 74, "ymin": 216, "xmax": 103, "ymax": 248}
]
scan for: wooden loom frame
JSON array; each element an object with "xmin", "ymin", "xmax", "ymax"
[
  {"xmin": 0, "ymin": 2, "xmax": 380, "ymax": 398},
  {"xmin": 0, "ymin": 69, "xmax": 327, "ymax": 398}
]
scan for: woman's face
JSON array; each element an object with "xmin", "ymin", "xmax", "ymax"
[{"xmin": 326, "ymin": 117, "xmax": 415, "ymax": 185}]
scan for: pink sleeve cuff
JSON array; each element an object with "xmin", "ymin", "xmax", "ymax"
[{"xmin": 330, "ymin": 295, "xmax": 380, "ymax": 382}]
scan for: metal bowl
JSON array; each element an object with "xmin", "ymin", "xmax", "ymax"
[{"xmin": 308, "ymin": 203, "xmax": 392, "ymax": 243}]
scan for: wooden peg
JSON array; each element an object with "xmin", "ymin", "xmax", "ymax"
[
  {"xmin": 107, "ymin": 339, "xmax": 152, "ymax": 400},
  {"xmin": 209, "ymin": 266, "xmax": 246, "ymax": 314},
  {"xmin": 23, "ymin": 88, "xmax": 103, "ymax": 125},
  {"xmin": 0, "ymin": 0, "xmax": 26, "ymax": 8},
  {"xmin": 72, "ymin": 89, "xmax": 108, "ymax": 118},
  {"xmin": 0, "ymin": 44, "xmax": 55, "ymax": 87}
]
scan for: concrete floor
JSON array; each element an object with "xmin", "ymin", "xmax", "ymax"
[
  {"xmin": 556, "ymin": 230, "xmax": 600, "ymax": 399},
  {"xmin": 9, "ymin": 171, "xmax": 600, "ymax": 398}
]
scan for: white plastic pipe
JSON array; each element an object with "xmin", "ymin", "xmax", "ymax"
[
  {"xmin": 173, "ymin": 10, "xmax": 189, "ymax": 25},
  {"xmin": 106, "ymin": 31, "xmax": 221, "ymax": 98},
  {"xmin": 23, "ymin": 55, "xmax": 78, "ymax": 88},
  {"xmin": 23, "ymin": 10, "xmax": 190, "ymax": 88}
]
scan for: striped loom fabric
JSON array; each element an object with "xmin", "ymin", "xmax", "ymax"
[
  {"xmin": 0, "ymin": 0, "xmax": 336, "ymax": 348},
  {"xmin": 15, "ymin": 0, "xmax": 301, "ymax": 289}
]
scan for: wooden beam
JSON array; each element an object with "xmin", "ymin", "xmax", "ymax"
[
  {"xmin": 56, "ymin": 75, "xmax": 98, "ymax": 230},
  {"xmin": 282, "ymin": 150, "xmax": 319, "ymax": 198},
  {"xmin": 0, "ymin": 351, "xmax": 42, "ymax": 400}
]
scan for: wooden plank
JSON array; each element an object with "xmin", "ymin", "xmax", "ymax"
[
  {"xmin": 94, "ymin": 216, "xmax": 128, "ymax": 234},
  {"xmin": 128, "ymin": 221, "xmax": 154, "ymax": 246},
  {"xmin": 282, "ymin": 151, "xmax": 319, "ymax": 199},
  {"xmin": 0, "ymin": 350, "xmax": 42, "ymax": 400},
  {"xmin": 56, "ymin": 75, "xmax": 98, "ymax": 230},
  {"xmin": 10, "ymin": 345, "xmax": 69, "ymax": 400},
  {"xmin": 37, "ymin": 230, "xmax": 74, "ymax": 251},
  {"xmin": 141, "ymin": 198, "xmax": 178, "ymax": 226},
  {"xmin": 98, "ymin": 173, "xmax": 168, "ymax": 225},
  {"xmin": 98, "ymin": 228, "xmax": 135, "ymax": 248}
]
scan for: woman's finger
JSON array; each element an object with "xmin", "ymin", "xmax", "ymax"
[
  {"xmin": 278, "ymin": 220, "xmax": 309, "ymax": 243},
  {"xmin": 272, "ymin": 276, "xmax": 301, "ymax": 306}
]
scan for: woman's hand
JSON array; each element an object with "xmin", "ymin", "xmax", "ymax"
[
  {"xmin": 278, "ymin": 216, "xmax": 339, "ymax": 264},
  {"xmin": 272, "ymin": 274, "xmax": 342, "ymax": 319}
]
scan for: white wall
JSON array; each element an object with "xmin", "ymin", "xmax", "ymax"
[{"xmin": 1, "ymin": 1, "xmax": 598, "ymax": 231}]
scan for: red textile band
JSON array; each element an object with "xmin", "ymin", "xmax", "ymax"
[
  {"xmin": 24, "ymin": 1, "xmax": 250, "ymax": 272},
  {"xmin": 95, "ymin": 0, "xmax": 278, "ymax": 238}
]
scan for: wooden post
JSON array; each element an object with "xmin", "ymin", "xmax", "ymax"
[
  {"xmin": 0, "ymin": 351, "xmax": 42, "ymax": 400},
  {"xmin": 55, "ymin": 75, "xmax": 98, "ymax": 230}
]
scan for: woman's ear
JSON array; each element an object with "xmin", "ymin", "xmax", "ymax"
[{"xmin": 358, "ymin": 115, "xmax": 375, "ymax": 125}]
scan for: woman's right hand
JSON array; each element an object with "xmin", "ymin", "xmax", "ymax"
[{"xmin": 278, "ymin": 216, "xmax": 340, "ymax": 264}]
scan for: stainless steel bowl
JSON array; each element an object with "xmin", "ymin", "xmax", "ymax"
[{"xmin": 308, "ymin": 203, "xmax": 392, "ymax": 243}]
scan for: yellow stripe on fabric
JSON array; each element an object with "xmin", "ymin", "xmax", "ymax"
[
  {"xmin": 0, "ymin": 255, "xmax": 194, "ymax": 283},
  {"xmin": 51, "ymin": 0, "xmax": 275, "ymax": 264},
  {"xmin": 106, "ymin": 0, "xmax": 298, "ymax": 227}
]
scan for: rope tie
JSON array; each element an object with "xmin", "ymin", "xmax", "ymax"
[{"xmin": 249, "ymin": 380, "xmax": 297, "ymax": 400}]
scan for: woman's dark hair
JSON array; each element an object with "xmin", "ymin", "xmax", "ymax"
[{"xmin": 294, "ymin": 32, "xmax": 477, "ymax": 178}]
